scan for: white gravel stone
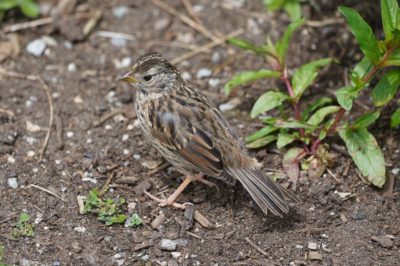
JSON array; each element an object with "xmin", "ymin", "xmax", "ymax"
[
  {"xmin": 7, "ymin": 155, "xmax": 16, "ymax": 164},
  {"xmin": 67, "ymin": 63, "xmax": 77, "ymax": 72},
  {"xmin": 7, "ymin": 177, "xmax": 18, "ymax": 189},
  {"xmin": 208, "ymin": 78, "xmax": 220, "ymax": 87},
  {"xmin": 26, "ymin": 38, "xmax": 46, "ymax": 57},
  {"xmin": 133, "ymin": 154, "xmax": 141, "ymax": 160},
  {"xmin": 160, "ymin": 239, "xmax": 177, "ymax": 251},
  {"xmin": 112, "ymin": 6, "xmax": 129, "ymax": 19},
  {"xmin": 27, "ymin": 150, "xmax": 35, "ymax": 157},
  {"xmin": 308, "ymin": 242, "xmax": 318, "ymax": 250},
  {"xmin": 66, "ymin": 131, "xmax": 74, "ymax": 138},
  {"xmin": 122, "ymin": 134, "xmax": 129, "ymax": 141},
  {"xmin": 74, "ymin": 226, "xmax": 86, "ymax": 233},
  {"xmin": 196, "ymin": 68, "xmax": 212, "ymax": 79}
]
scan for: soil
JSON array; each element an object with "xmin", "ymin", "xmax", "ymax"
[{"xmin": 1, "ymin": 0, "xmax": 399, "ymax": 265}]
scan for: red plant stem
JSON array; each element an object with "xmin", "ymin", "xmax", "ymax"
[
  {"xmin": 281, "ymin": 68, "xmax": 305, "ymax": 137},
  {"xmin": 310, "ymin": 46, "xmax": 397, "ymax": 153}
]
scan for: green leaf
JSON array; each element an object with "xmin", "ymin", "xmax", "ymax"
[
  {"xmin": 385, "ymin": 48, "xmax": 400, "ymax": 66},
  {"xmin": 306, "ymin": 105, "xmax": 340, "ymax": 126},
  {"xmin": 224, "ymin": 70, "xmax": 281, "ymax": 95},
  {"xmin": 275, "ymin": 18, "xmax": 305, "ymax": 64},
  {"xmin": 125, "ymin": 213, "xmax": 143, "ymax": 227},
  {"xmin": 351, "ymin": 57, "xmax": 373, "ymax": 86},
  {"xmin": 246, "ymin": 135, "xmax": 277, "ymax": 148},
  {"xmin": 263, "ymin": 0, "xmax": 285, "ymax": 10},
  {"xmin": 372, "ymin": 69, "xmax": 400, "ymax": 107},
  {"xmin": 245, "ymin": 125, "xmax": 278, "ymax": 143},
  {"xmin": 352, "ymin": 111, "xmax": 380, "ymax": 128},
  {"xmin": 391, "ymin": 107, "xmax": 400, "ymax": 127},
  {"xmin": 339, "ymin": 6, "xmax": 381, "ymax": 64},
  {"xmin": 336, "ymin": 86, "xmax": 359, "ymax": 110},
  {"xmin": 283, "ymin": 0, "xmax": 302, "ymax": 20},
  {"xmin": 274, "ymin": 118, "xmax": 314, "ymax": 129},
  {"xmin": 251, "ymin": 91, "xmax": 288, "ymax": 118},
  {"xmin": 339, "ymin": 127, "xmax": 386, "ymax": 188},
  {"xmin": 18, "ymin": 213, "xmax": 30, "ymax": 224},
  {"xmin": 0, "ymin": 0, "xmax": 17, "ymax": 9},
  {"xmin": 228, "ymin": 38, "xmax": 267, "ymax": 55},
  {"xmin": 17, "ymin": 0, "xmax": 39, "ymax": 17},
  {"xmin": 277, "ymin": 132, "xmax": 296, "ymax": 148},
  {"xmin": 292, "ymin": 58, "xmax": 332, "ymax": 98},
  {"xmin": 381, "ymin": 0, "xmax": 399, "ymax": 41},
  {"xmin": 302, "ymin": 97, "xmax": 333, "ymax": 119}
]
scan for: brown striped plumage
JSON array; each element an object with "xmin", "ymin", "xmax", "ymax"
[{"xmin": 120, "ymin": 52, "xmax": 294, "ymax": 217}]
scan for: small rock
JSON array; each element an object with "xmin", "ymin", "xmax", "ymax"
[
  {"xmin": 308, "ymin": 242, "xmax": 318, "ymax": 250},
  {"xmin": 74, "ymin": 226, "xmax": 86, "ymax": 233},
  {"xmin": 334, "ymin": 191, "xmax": 352, "ymax": 199},
  {"xmin": 174, "ymin": 239, "xmax": 188, "ymax": 247},
  {"xmin": 7, "ymin": 155, "xmax": 16, "ymax": 164},
  {"xmin": 154, "ymin": 18, "xmax": 170, "ymax": 30},
  {"xmin": 247, "ymin": 18, "xmax": 261, "ymax": 35},
  {"xmin": 71, "ymin": 241, "xmax": 83, "ymax": 253},
  {"xmin": 24, "ymin": 136, "xmax": 37, "ymax": 145},
  {"xmin": 122, "ymin": 134, "xmax": 129, "ymax": 141},
  {"xmin": 168, "ymin": 261, "xmax": 178, "ymax": 266},
  {"xmin": 141, "ymin": 254, "xmax": 149, "ymax": 261},
  {"xmin": 208, "ymin": 78, "xmax": 220, "ymax": 87},
  {"xmin": 20, "ymin": 258, "xmax": 31, "ymax": 266},
  {"xmin": 295, "ymin": 244, "xmax": 304, "ymax": 249},
  {"xmin": 141, "ymin": 160, "xmax": 162, "ymax": 170},
  {"xmin": 26, "ymin": 121, "xmax": 42, "ymax": 132},
  {"xmin": 307, "ymin": 251, "xmax": 322, "ymax": 260},
  {"xmin": 351, "ymin": 212, "xmax": 366, "ymax": 220},
  {"xmin": 211, "ymin": 51, "xmax": 222, "ymax": 64},
  {"xmin": 151, "ymin": 213, "xmax": 166, "ymax": 229},
  {"xmin": 77, "ymin": 196, "xmax": 86, "ymax": 214},
  {"xmin": 176, "ymin": 32, "xmax": 194, "ymax": 44},
  {"xmin": 181, "ymin": 72, "xmax": 192, "ymax": 81},
  {"xmin": 74, "ymin": 95, "xmax": 83, "ymax": 104},
  {"xmin": 26, "ymin": 150, "xmax": 35, "ymax": 157},
  {"xmin": 26, "ymin": 38, "xmax": 46, "ymax": 57},
  {"xmin": 127, "ymin": 202, "xmax": 137, "ymax": 214},
  {"xmin": 7, "ymin": 177, "xmax": 18, "ymax": 189},
  {"xmin": 391, "ymin": 168, "xmax": 400, "ymax": 175},
  {"xmin": 66, "ymin": 131, "xmax": 74, "ymax": 138},
  {"xmin": 171, "ymin": 252, "xmax": 181, "ymax": 259},
  {"xmin": 196, "ymin": 68, "xmax": 212, "ymax": 79},
  {"xmin": 113, "ymin": 6, "xmax": 129, "ymax": 19},
  {"xmin": 160, "ymin": 239, "xmax": 177, "ymax": 251},
  {"xmin": 133, "ymin": 154, "xmax": 141, "ymax": 160},
  {"xmin": 371, "ymin": 235, "xmax": 393, "ymax": 248},
  {"xmin": 67, "ymin": 63, "xmax": 77, "ymax": 72},
  {"xmin": 219, "ymin": 97, "xmax": 241, "ymax": 112}
]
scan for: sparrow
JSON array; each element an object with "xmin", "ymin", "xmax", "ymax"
[{"xmin": 119, "ymin": 52, "xmax": 294, "ymax": 217}]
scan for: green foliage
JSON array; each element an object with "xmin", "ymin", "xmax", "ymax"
[
  {"xmin": 125, "ymin": 213, "xmax": 143, "ymax": 227},
  {"xmin": 391, "ymin": 107, "xmax": 400, "ymax": 128},
  {"xmin": 0, "ymin": 0, "xmax": 39, "ymax": 19},
  {"xmin": 262, "ymin": 0, "xmax": 302, "ymax": 21},
  {"xmin": 11, "ymin": 213, "xmax": 34, "ymax": 238},
  {"xmin": 339, "ymin": 127, "xmax": 386, "ymax": 187},
  {"xmin": 83, "ymin": 189, "xmax": 142, "ymax": 227},
  {"xmin": 227, "ymin": 0, "xmax": 400, "ymax": 188}
]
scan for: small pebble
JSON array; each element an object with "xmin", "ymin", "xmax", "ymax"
[
  {"xmin": 27, "ymin": 150, "xmax": 35, "ymax": 157},
  {"xmin": 211, "ymin": 51, "xmax": 222, "ymax": 64},
  {"xmin": 141, "ymin": 254, "xmax": 149, "ymax": 261},
  {"xmin": 160, "ymin": 239, "xmax": 177, "ymax": 251},
  {"xmin": 181, "ymin": 72, "xmax": 192, "ymax": 81},
  {"xmin": 308, "ymin": 242, "xmax": 318, "ymax": 250},
  {"xmin": 86, "ymin": 138, "xmax": 93, "ymax": 144},
  {"xmin": 26, "ymin": 38, "xmax": 46, "ymax": 57},
  {"xmin": 7, "ymin": 155, "xmax": 15, "ymax": 164},
  {"xmin": 196, "ymin": 68, "xmax": 212, "ymax": 79},
  {"xmin": 123, "ymin": 149, "xmax": 129, "ymax": 155},
  {"xmin": 52, "ymin": 92, "xmax": 60, "ymax": 98},
  {"xmin": 74, "ymin": 226, "xmax": 86, "ymax": 233},
  {"xmin": 55, "ymin": 159, "xmax": 62, "ymax": 165},
  {"xmin": 112, "ymin": 6, "xmax": 129, "ymax": 19},
  {"xmin": 7, "ymin": 177, "xmax": 18, "ymax": 189},
  {"xmin": 171, "ymin": 252, "xmax": 181, "ymax": 259},
  {"xmin": 122, "ymin": 134, "xmax": 129, "ymax": 141},
  {"xmin": 219, "ymin": 97, "xmax": 241, "ymax": 112},
  {"xmin": 127, "ymin": 202, "xmax": 137, "ymax": 214},
  {"xmin": 351, "ymin": 212, "xmax": 366, "ymax": 220},
  {"xmin": 24, "ymin": 136, "xmax": 37, "ymax": 145},
  {"xmin": 71, "ymin": 241, "xmax": 83, "ymax": 253},
  {"xmin": 154, "ymin": 18, "xmax": 170, "ymax": 30},
  {"xmin": 74, "ymin": 95, "xmax": 83, "ymax": 104},
  {"xmin": 208, "ymin": 78, "xmax": 220, "ymax": 87},
  {"xmin": 133, "ymin": 154, "xmax": 141, "ymax": 160},
  {"xmin": 307, "ymin": 251, "xmax": 322, "ymax": 260},
  {"xmin": 66, "ymin": 131, "xmax": 74, "ymax": 138},
  {"xmin": 151, "ymin": 213, "xmax": 166, "ymax": 229},
  {"xmin": 67, "ymin": 63, "xmax": 77, "ymax": 72},
  {"xmin": 127, "ymin": 124, "xmax": 135, "ymax": 130},
  {"xmin": 391, "ymin": 168, "xmax": 400, "ymax": 175}
]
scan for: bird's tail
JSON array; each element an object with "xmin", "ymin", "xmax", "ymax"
[{"xmin": 227, "ymin": 167, "xmax": 292, "ymax": 217}]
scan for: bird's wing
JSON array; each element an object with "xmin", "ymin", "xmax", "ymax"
[{"xmin": 149, "ymin": 108, "xmax": 225, "ymax": 178}]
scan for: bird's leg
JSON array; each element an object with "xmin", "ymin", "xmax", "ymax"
[{"xmin": 144, "ymin": 173, "xmax": 217, "ymax": 207}]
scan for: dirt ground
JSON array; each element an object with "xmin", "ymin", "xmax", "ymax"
[{"xmin": 1, "ymin": 0, "xmax": 399, "ymax": 265}]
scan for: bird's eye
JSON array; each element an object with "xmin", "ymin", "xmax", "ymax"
[{"xmin": 143, "ymin": 75, "xmax": 152, "ymax": 81}]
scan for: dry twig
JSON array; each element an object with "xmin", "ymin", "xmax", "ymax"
[
  {"xmin": 3, "ymin": 17, "xmax": 54, "ymax": 33},
  {"xmin": 151, "ymin": 0, "xmax": 219, "ymax": 42},
  {"xmin": 171, "ymin": 28, "xmax": 244, "ymax": 64},
  {"xmin": 244, "ymin": 237, "xmax": 268, "ymax": 256},
  {"xmin": 93, "ymin": 108, "xmax": 126, "ymax": 127},
  {"xmin": 27, "ymin": 184, "xmax": 67, "ymax": 202}
]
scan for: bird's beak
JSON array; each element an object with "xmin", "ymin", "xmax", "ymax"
[{"xmin": 119, "ymin": 71, "xmax": 138, "ymax": 83}]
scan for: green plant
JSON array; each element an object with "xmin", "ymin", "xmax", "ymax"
[
  {"xmin": 83, "ymin": 189, "xmax": 142, "ymax": 227},
  {"xmin": 226, "ymin": 0, "xmax": 400, "ymax": 188},
  {"xmin": 0, "ymin": 0, "xmax": 39, "ymax": 20},
  {"xmin": 262, "ymin": 0, "xmax": 302, "ymax": 21},
  {"xmin": 0, "ymin": 245, "xmax": 7, "ymax": 266},
  {"xmin": 11, "ymin": 213, "xmax": 34, "ymax": 238}
]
